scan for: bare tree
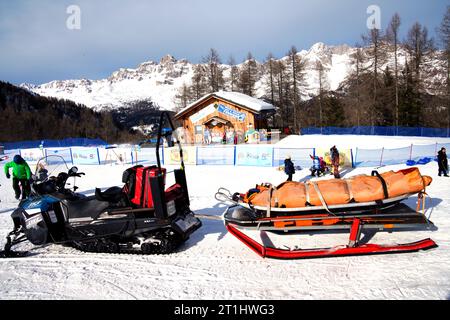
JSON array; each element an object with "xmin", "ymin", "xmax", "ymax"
[
  {"xmin": 174, "ymin": 82, "xmax": 192, "ymax": 111},
  {"xmin": 287, "ymin": 46, "xmax": 305, "ymax": 131},
  {"xmin": 264, "ymin": 53, "xmax": 276, "ymax": 104},
  {"xmin": 190, "ymin": 65, "xmax": 207, "ymax": 100},
  {"xmin": 202, "ymin": 48, "xmax": 224, "ymax": 92},
  {"xmin": 238, "ymin": 52, "xmax": 258, "ymax": 96},
  {"xmin": 387, "ymin": 13, "xmax": 401, "ymax": 127},
  {"xmin": 227, "ymin": 55, "xmax": 239, "ymax": 92},
  {"xmin": 405, "ymin": 22, "xmax": 435, "ymax": 82},
  {"xmin": 437, "ymin": 6, "xmax": 450, "ymax": 133}
]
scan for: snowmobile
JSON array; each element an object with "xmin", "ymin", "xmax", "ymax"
[
  {"xmin": 0, "ymin": 112, "xmax": 202, "ymax": 258},
  {"xmin": 217, "ymin": 168, "xmax": 437, "ymax": 259}
]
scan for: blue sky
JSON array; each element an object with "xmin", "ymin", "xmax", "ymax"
[{"xmin": 0, "ymin": 0, "xmax": 447, "ymax": 85}]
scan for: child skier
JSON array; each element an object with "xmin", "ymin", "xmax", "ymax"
[
  {"xmin": 284, "ymin": 155, "xmax": 295, "ymax": 181},
  {"xmin": 4, "ymin": 155, "xmax": 32, "ymax": 200},
  {"xmin": 310, "ymin": 155, "xmax": 327, "ymax": 177}
]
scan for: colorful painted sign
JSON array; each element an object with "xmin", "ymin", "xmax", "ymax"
[
  {"xmin": 71, "ymin": 147, "xmax": 100, "ymax": 165},
  {"xmin": 189, "ymin": 104, "xmax": 216, "ymax": 124},
  {"xmin": 164, "ymin": 146, "xmax": 197, "ymax": 165},
  {"xmin": 217, "ymin": 104, "xmax": 246, "ymax": 122},
  {"xmin": 235, "ymin": 146, "xmax": 273, "ymax": 167},
  {"xmin": 20, "ymin": 148, "xmax": 45, "ymax": 164}
]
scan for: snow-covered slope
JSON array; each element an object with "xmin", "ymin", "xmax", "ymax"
[
  {"xmin": 21, "ymin": 43, "xmax": 446, "ymax": 112},
  {"xmin": 1, "ymin": 134, "xmax": 450, "ymax": 299}
]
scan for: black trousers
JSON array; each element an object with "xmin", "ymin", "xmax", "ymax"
[
  {"xmin": 438, "ymin": 163, "xmax": 448, "ymax": 176},
  {"xmin": 12, "ymin": 178, "xmax": 31, "ymax": 199},
  {"xmin": 286, "ymin": 174, "xmax": 293, "ymax": 181}
]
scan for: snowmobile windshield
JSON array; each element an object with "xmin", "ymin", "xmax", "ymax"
[{"xmin": 34, "ymin": 155, "xmax": 70, "ymax": 183}]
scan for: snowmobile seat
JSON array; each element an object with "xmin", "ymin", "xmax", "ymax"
[
  {"xmin": 61, "ymin": 197, "xmax": 112, "ymax": 221},
  {"xmin": 95, "ymin": 187, "xmax": 127, "ymax": 204}
]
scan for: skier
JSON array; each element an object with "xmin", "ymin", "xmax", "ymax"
[
  {"xmin": 310, "ymin": 155, "xmax": 327, "ymax": 177},
  {"xmin": 310, "ymin": 154, "xmax": 321, "ymax": 177},
  {"xmin": 284, "ymin": 155, "xmax": 295, "ymax": 181},
  {"xmin": 437, "ymin": 147, "xmax": 448, "ymax": 177},
  {"xmin": 4, "ymin": 155, "xmax": 32, "ymax": 200},
  {"xmin": 330, "ymin": 145, "xmax": 340, "ymax": 178}
]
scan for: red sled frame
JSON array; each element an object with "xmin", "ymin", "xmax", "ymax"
[{"xmin": 226, "ymin": 218, "xmax": 437, "ymax": 259}]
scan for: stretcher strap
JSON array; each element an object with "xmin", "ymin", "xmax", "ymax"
[
  {"xmin": 311, "ymin": 182, "xmax": 335, "ymax": 216},
  {"xmin": 344, "ymin": 179, "xmax": 354, "ymax": 201},
  {"xmin": 371, "ymin": 170, "xmax": 389, "ymax": 199},
  {"xmin": 305, "ymin": 183, "xmax": 311, "ymax": 205}
]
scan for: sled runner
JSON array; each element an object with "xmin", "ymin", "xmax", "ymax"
[
  {"xmin": 0, "ymin": 112, "xmax": 202, "ymax": 258},
  {"xmin": 217, "ymin": 168, "xmax": 437, "ymax": 259}
]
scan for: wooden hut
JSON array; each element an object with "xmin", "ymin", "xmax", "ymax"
[{"xmin": 174, "ymin": 91, "xmax": 275, "ymax": 144}]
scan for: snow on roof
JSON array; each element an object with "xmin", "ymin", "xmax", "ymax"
[{"xmin": 175, "ymin": 91, "xmax": 275, "ymax": 118}]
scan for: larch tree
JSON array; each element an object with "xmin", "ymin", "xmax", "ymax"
[{"xmin": 386, "ymin": 13, "xmax": 401, "ymax": 128}]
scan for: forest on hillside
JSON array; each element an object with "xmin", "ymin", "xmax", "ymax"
[
  {"xmin": 0, "ymin": 81, "xmax": 144, "ymax": 143},
  {"xmin": 175, "ymin": 8, "xmax": 450, "ymax": 132}
]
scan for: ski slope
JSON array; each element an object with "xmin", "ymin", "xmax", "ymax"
[{"xmin": 1, "ymin": 135, "xmax": 450, "ymax": 300}]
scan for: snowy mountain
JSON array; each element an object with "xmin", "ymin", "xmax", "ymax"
[{"xmin": 20, "ymin": 43, "xmax": 446, "ymax": 112}]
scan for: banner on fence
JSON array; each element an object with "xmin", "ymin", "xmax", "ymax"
[
  {"xmin": 273, "ymin": 148, "xmax": 314, "ymax": 169},
  {"xmin": 98, "ymin": 147, "xmax": 131, "ymax": 165},
  {"xmin": 235, "ymin": 146, "xmax": 273, "ymax": 166},
  {"xmin": 45, "ymin": 148, "xmax": 73, "ymax": 165},
  {"xmin": 133, "ymin": 148, "xmax": 163, "ymax": 165},
  {"xmin": 20, "ymin": 148, "xmax": 45, "ymax": 164},
  {"xmin": 164, "ymin": 146, "xmax": 197, "ymax": 165},
  {"xmin": 197, "ymin": 146, "xmax": 235, "ymax": 165},
  {"xmin": 71, "ymin": 147, "xmax": 100, "ymax": 165},
  {"xmin": 315, "ymin": 148, "xmax": 353, "ymax": 168}
]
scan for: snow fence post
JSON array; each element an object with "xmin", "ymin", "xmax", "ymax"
[
  {"xmin": 354, "ymin": 147, "xmax": 358, "ymax": 167},
  {"xmin": 233, "ymin": 146, "xmax": 236, "ymax": 166},
  {"xmin": 69, "ymin": 148, "xmax": 74, "ymax": 165},
  {"xmin": 195, "ymin": 146, "xmax": 198, "ymax": 165},
  {"xmin": 271, "ymin": 147, "xmax": 275, "ymax": 167},
  {"xmin": 96, "ymin": 148, "xmax": 101, "ymax": 165},
  {"xmin": 379, "ymin": 147, "xmax": 384, "ymax": 167},
  {"xmin": 351, "ymin": 148, "xmax": 354, "ymax": 168},
  {"xmin": 409, "ymin": 144, "xmax": 413, "ymax": 161}
]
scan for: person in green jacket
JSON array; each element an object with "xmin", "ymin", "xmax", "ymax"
[{"xmin": 4, "ymin": 155, "xmax": 32, "ymax": 200}]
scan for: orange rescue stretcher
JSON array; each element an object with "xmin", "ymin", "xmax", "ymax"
[{"xmin": 218, "ymin": 167, "xmax": 437, "ymax": 259}]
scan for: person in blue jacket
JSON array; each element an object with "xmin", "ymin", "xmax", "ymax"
[{"xmin": 284, "ymin": 155, "xmax": 295, "ymax": 181}]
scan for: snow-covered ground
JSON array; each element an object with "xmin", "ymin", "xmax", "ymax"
[{"xmin": 1, "ymin": 135, "xmax": 450, "ymax": 300}]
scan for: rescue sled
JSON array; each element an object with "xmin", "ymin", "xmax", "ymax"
[{"xmin": 217, "ymin": 168, "xmax": 438, "ymax": 259}]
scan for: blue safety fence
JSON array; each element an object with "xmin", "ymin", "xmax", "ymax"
[
  {"xmin": 196, "ymin": 146, "xmax": 235, "ymax": 165},
  {"xmin": 1, "ymin": 138, "xmax": 107, "ymax": 150},
  {"xmin": 4, "ymin": 142, "xmax": 449, "ymax": 168},
  {"xmin": 45, "ymin": 148, "xmax": 73, "ymax": 165},
  {"xmin": 273, "ymin": 148, "xmax": 314, "ymax": 169},
  {"xmin": 302, "ymin": 126, "xmax": 450, "ymax": 137}
]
